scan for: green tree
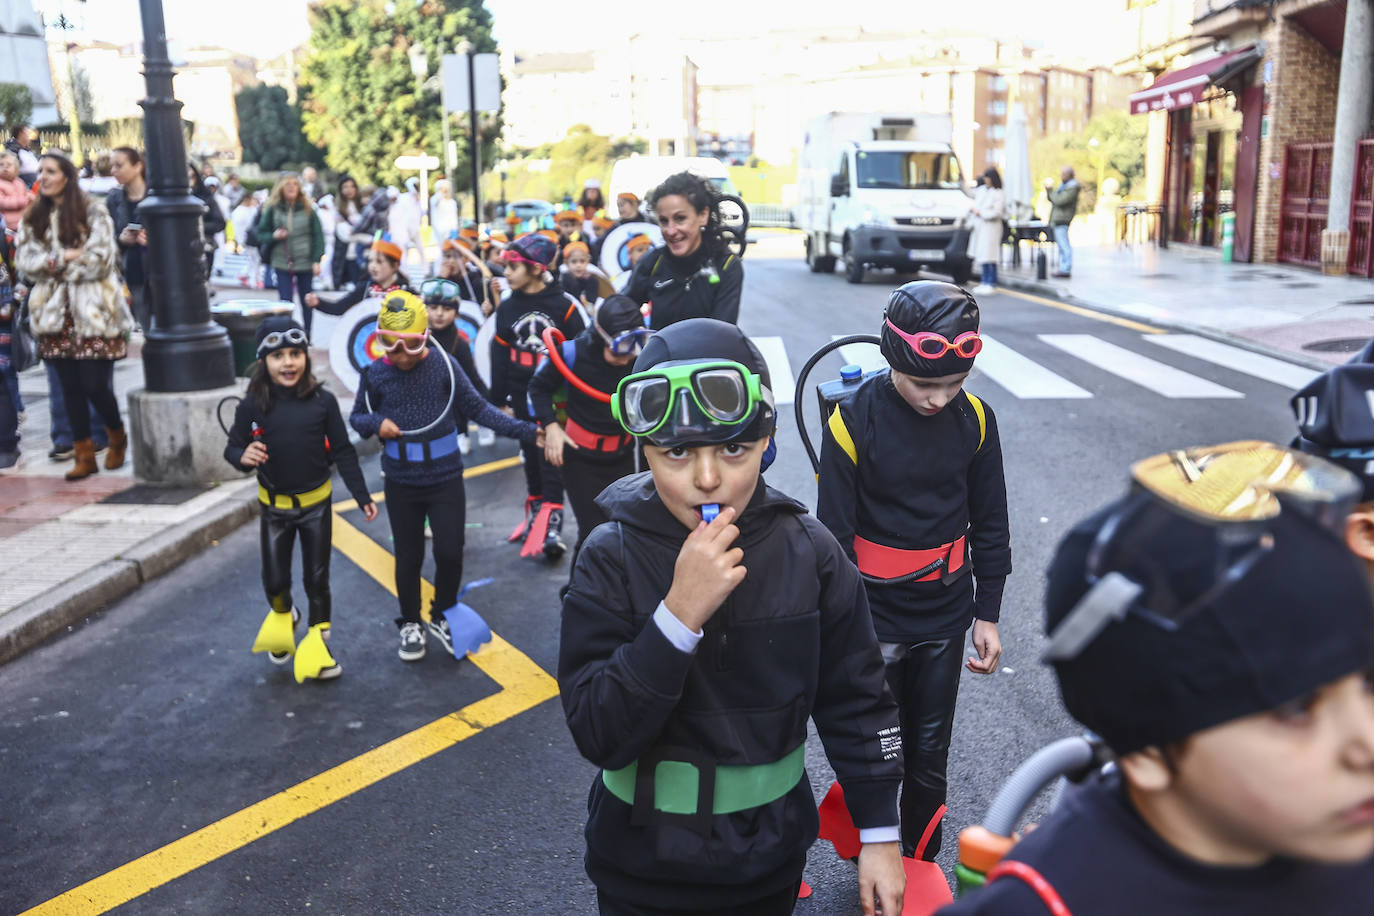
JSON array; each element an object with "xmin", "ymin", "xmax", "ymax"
[
  {"xmin": 235, "ymin": 85, "xmax": 303, "ymax": 171},
  {"xmin": 1030, "ymin": 109, "xmax": 1148, "ymax": 211},
  {"xmin": 298, "ymin": 0, "xmax": 501, "ymax": 189},
  {"xmin": 0, "ymin": 83, "xmax": 34, "ymax": 132}
]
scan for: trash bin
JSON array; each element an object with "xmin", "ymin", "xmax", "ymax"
[
  {"xmin": 1220, "ymin": 212, "xmax": 1236, "ymax": 263},
  {"xmin": 211, "ymin": 300, "xmax": 294, "ymax": 376}
]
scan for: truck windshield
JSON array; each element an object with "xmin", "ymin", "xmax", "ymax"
[{"xmin": 855, "ymin": 151, "xmax": 963, "ymax": 190}]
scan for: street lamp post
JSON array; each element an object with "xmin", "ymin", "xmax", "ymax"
[
  {"xmin": 126, "ymin": 0, "xmax": 238, "ymax": 485},
  {"xmin": 457, "ymin": 39, "xmax": 481, "ymax": 226},
  {"xmin": 409, "ymin": 41, "xmax": 453, "ymax": 190},
  {"xmin": 135, "ymin": 0, "xmax": 233, "ymax": 393}
]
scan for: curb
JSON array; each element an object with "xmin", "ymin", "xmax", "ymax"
[
  {"xmin": 0, "ymin": 487, "xmax": 260, "ymax": 666},
  {"xmin": 996, "ymin": 274, "xmax": 1333, "ymax": 373}
]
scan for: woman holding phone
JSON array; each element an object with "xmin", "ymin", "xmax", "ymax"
[{"xmin": 106, "ymin": 147, "xmax": 149, "ymax": 331}]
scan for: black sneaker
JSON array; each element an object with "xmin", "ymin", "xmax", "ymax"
[
  {"xmin": 268, "ymin": 606, "xmax": 301, "ymax": 665},
  {"xmin": 48, "ymin": 443, "xmax": 74, "ymax": 461},
  {"xmin": 0, "ymin": 450, "xmax": 21, "ymax": 475},
  {"xmin": 544, "ymin": 506, "xmax": 567, "ymax": 560},
  {"xmin": 398, "ymin": 621, "xmax": 426, "ymax": 661},
  {"xmin": 427, "ymin": 617, "xmax": 456, "ymax": 658}
]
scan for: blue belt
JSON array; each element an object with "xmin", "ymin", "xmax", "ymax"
[{"xmin": 383, "ymin": 432, "xmax": 461, "ymax": 464}]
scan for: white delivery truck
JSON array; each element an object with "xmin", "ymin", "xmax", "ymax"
[{"xmin": 797, "ymin": 112, "xmax": 973, "ymax": 284}]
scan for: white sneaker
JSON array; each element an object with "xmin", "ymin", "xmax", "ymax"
[
  {"xmin": 477, "ymin": 427, "xmax": 495, "ymax": 447},
  {"xmin": 973, "ymin": 284, "xmax": 996, "ymax": 296},
  {"xmin": 458, "ymin": 434, "xmax": 471, "ymax": 455}
]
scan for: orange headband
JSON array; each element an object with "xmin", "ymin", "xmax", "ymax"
[
  {"xmin": 625, "ymin": 234, "xmax": 652, "ymax": 252},
  {"xmin": 371, "ymin": 239, "xmax": 403, "ymax": 262},
  {"xmin": 563, "ymin": 241, "xmax": 589, "ymax": 258},
  {"xmin": 555, "ymin": 209, "xmax": 581, "ymax": 222},
  {"xmin": 617, "ymin": 192, "xmax": 639, "ymax": 204}
]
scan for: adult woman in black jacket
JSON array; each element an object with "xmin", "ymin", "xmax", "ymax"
[
  {"xmin": 106, "ymin": 147, "xmax": 150, "ymax": 330},
  {"xmin": 624, "ymin": 171, "xmax": 743, "ymax": 330},
  {"xmin": 188, "ymin": 162, "xmax": 226, "ymax": 278}
]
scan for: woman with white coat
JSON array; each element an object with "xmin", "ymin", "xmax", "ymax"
[{"xmin": 968, "ymin": 166, "xmax": 1005, "ymax": 295}]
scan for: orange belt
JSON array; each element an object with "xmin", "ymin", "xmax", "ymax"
[
  {"xmin": 853, "ymin": 534, "xmax": 966, "ymax": 582},
  {"xmin": 564, "ymin": 417, "xmax": 632, "ymax": 453}
]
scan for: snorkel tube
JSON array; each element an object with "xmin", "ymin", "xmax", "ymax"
[
  {"xmin": 541, "ymin": 327, "xmax": 613, "ymax": 404},
  {"xmin": 793, "ymin": 334, "xmax": 881, "ymax": 473}
]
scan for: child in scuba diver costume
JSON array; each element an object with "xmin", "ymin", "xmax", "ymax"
[
  {"xmin": 489, "ymin": 233, "xmax": 589, "ymax": 557},
  {"xmin": 224, "ymin": 317, "xmax": 378, "ymax": 682},
  {"xmin": 558, "ymin": 318, "xmax": 906, "ymax": 916},
  {"xmin": 527, "ymin": 294, "xmax": 648, "ymax": 564},
  {"xmin": 306, "ymin": 238, "xmax": 412, "ymax": 316},
  {"xmin": 817, "ymin": 280, "xmax": 1011, "ymax": 863},
  {"xmin": 349, "ymin": 291, "xmax": 540, "ymax": 662}
]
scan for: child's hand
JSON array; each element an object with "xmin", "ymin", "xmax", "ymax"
[
  {"xmin": 543, "ymin": 422, "xmax": 575, "ymax": 466},
  {"xmin": 500, "ymin": 406, "xmax": 514, "ymax": 418},
  {"xmin": 378, "ymin": 419, "xmax": 402, "ymax": 440},
  {"xmin": 534, "ymin": 426, "xmax": 547, "ymax": 449},
  {"xmin": 857, "ymin": 842, "xmax": 905, "ymax": 916},
  {"xmin": 663, "ymin": 506, "xmax": 746, "ymax": 632},
  {"xmin": 240, "ymin": 441, "xmax": 268, "ymax": 467},
  {"xmin": 361, "ymin": 502, "xmax": 379, "ymax": 522},
  {"xmin": 304, "ymin": 292, "xmax": 319, "ymax": 307},
  {"xmin": 967, "ymin": 619, "xmax": 1002, "ymax": 674}
]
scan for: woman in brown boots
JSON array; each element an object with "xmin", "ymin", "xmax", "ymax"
[{"xmin": 16, "ymin": 152, "xmax": 132, "ymax": 480}]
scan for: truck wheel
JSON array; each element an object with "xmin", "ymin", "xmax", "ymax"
[
  {"xmin": 806, "ymin": 237, "xmax": 822, "ymax": 273},
  {"xmin": 844, "ymin": 241, "xmax": 865, "ymax": 284}
]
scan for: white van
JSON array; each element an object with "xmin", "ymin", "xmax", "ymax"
[
  {"xmin": 608, "ymin": 156, "xmax": 739, "ymax": 209},
  {"xmin": 797, "ymin": 112, "xmax": 973, "ymax": 284}
]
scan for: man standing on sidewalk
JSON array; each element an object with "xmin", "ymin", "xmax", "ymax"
[{"xmin": 1047, "ymin": 166, "xmax": 1080, "ymax": 279}]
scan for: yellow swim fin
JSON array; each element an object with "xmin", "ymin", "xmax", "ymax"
[
  {"xmin": 294, "ymin": 623, "xmax": 340, "ymax": 683},
  {"xmin": 252, "ymin": 608, "xmax": 297, "ymax": 658}
]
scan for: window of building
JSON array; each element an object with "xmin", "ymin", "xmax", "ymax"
[
  {"xmin": 989, "ymin": 100, "xmax": 1006, "ymax": 116},
  {"xmin": 989, "ymin": 125, "xmax": 1005, "ymax": 139},
  {"xmin": 989, "ymin": 75, "xmax": 1007, "ymax": 91}
]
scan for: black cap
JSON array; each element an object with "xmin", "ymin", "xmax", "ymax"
[
  {"xmin": 595, "ymin": 294, "xmax": 646, "ymax": 338},
  {"xmin": 1292, "ymin": 338, "xmax": 1374, "ymax": 502},
  {"xmin": 880, "ymin": 280, "xmax": 980, "ymax": 378},
  {"xmin": 1045, "ymin": 493, "xmax": 1374, "ymax": 755},
  {"xmin": 254, "ymin": 316, "xmax": 305, "ymax": 358},
  {"xmin": 632, "ymin": 317, "xmax": 776, "ymax": 444}
]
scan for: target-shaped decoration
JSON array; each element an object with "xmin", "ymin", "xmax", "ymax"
[
  {"xmin": 328, "ymin": 298, "xmax": 391, "ymax": 393},
  {"xmin": 454, "ymin": 299, "xmax": 486, "ymax": 354},
  {"xmin": 597, "ymin": 223, "xmax": 664, "ymax": 278}
]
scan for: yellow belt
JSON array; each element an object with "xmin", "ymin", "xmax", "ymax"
[{"xmin": 258, "ymin": 480, "xmax": 332, "ymax": 510}]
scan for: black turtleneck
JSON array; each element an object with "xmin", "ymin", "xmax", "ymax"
[{"xmin": 224, "ymin": 384, "xmax": 371, "ymax": 505}]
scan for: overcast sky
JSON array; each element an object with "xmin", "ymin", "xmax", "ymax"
[{"xmin": 56, "ymin": 0, "xmax": 1113, "ymax": 63}]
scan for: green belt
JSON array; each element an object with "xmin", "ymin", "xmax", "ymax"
[{"xmin": 602, "ymin": 744, "xmax": 805, "ymax": 817}]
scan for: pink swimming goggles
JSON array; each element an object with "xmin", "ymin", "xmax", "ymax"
[{"xmin": 884, "ymin": 319, "xmax": 983, "ymax": 360}]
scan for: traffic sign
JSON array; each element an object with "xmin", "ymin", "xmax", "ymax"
[
  {"xmin": 442, "ymin": 52, "xmax": 501, "ymax": 113},
  {"xmin": 395, "ymin": 155, "xmax": 441, "ymax": 170}
]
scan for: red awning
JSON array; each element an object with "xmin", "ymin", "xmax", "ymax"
[{"xmin": 1128, "ymin": 45, "xmax": 1261, "ymax": 114}]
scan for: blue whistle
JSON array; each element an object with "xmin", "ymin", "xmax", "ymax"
[{"xmin": 701, "ymin": 503, "xmax": 720, "ymax": 523}]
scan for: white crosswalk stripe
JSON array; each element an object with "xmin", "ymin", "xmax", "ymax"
[
  {"xmin": 975, "ymin": 334, "xmax": 1092, "ymax": 399},
  {"xmin": 1142, "ymin": 334, "xmax": 1319, "ymax": 392},
  {"xmin": 1039, "ymin": 334, "xmax": 1243, "ymax": 398},
  {"xmin": 830, "ymin": 335, "xmax": 888, "ymax": 373},
  {"xmin": 750, "ymin": 336, "xmax": 796, "ymax": 405}
]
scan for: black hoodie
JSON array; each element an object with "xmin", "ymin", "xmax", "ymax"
[
  {"xmin": 624, "ymin": 244, "xmax": 743, "ymax": 330},
  {"xmin": 558, "ymin": 473, "xmax": 902, "ymax": 908}
]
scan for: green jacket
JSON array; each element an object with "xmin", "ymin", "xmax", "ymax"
[
  {"xmin": 257, "ymin": 202, "xmax": 324, "ymax": 272},
  {"xmin": 1048, "ymin": 179, "xmax": 1081, "ymax": 227}
]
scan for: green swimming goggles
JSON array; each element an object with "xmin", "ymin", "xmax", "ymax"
[{"xmin": 612, "ymin": 359, "xmax": 772, "ymax": 446}]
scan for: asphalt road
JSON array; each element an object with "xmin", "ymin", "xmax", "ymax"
[{"xmin": 0, "ymin": 235, "xmax": 1308, "ymax": 915}]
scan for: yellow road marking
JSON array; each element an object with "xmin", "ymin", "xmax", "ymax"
[
  {"xmin": 999, "ymin": 287, "xmax": 1164, "ymax": 334},
  {"xmin": 331, "ymin": 453, "xmax": 524, "ymax": 513},
  {"xmin": 23, "ymin": 501, "xmax": 559, "ymax": 916}
]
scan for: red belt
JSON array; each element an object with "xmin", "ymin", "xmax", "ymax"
[
  {"xmin": 564, "ymin": 417, "xmax": 632, "ymax": 453},
  {"xmin": 853, "ymin": 534, "xmax": 966, "ymax": 582},
  {"xmin": 509, "ymin": 349, "xmax": 544, "ymax": 368}
]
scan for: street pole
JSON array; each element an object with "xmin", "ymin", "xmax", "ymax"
[
  {"xmin": 462, "ymin": 42, "xmax": 481, "ymax": 226},
  {"xmin": 136, "ymin": 0, "xmax": 233, "ymax": 393}
]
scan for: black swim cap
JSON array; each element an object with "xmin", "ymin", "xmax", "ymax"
[
  {"xmin": 880, "ymin": 280, "xmax": 981, "ymax": 378},
  {"xmin": 595, "ymin": 295, "xmax": 646, "ymax": 338},
  {"xmin": 1046, "ymin": 472, "xmax": 1374, "ymax": 755}
]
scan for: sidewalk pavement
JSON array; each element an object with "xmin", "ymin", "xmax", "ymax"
[
  {"xmin": 0, "ymin": 311, "xmax": 363, "ymax": 665},
  {"xmin": 996, "ymin": 240, "xmax": 1374, "ymax": 369}
]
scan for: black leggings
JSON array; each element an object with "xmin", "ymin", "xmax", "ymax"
[
  {"xmin": 513, "ymin": 392, "xmax": 560, "ymax": 499},
  {"xmin": 561, "ymin": 449, "xmax": 636, "ymax": 558},
  {"xmin": 50, "ymin": 358, "xmax": 122, "ymax": 441},
  {"xmin": 385, "ymin": 476, "xmax": 466, "ymax": 626},
  {"xmin": 260, "ymin": 500, "xmax": 332, "ymax": 626},
  {"xmin": 883, "ymin": 635, "xmax": 964, "ymax": 860}
]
